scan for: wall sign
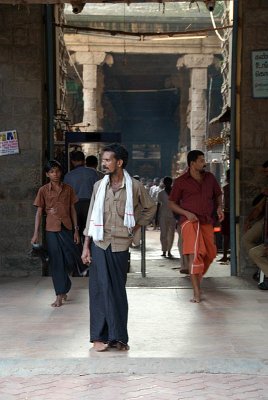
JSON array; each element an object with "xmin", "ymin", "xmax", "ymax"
[
  {"xmin": 0, "ymin": 130, "xmax": 19, "ymax": 156},
  {"xmin": 252, "ymin": 50, "xmax": 268, "ymax": 98}
]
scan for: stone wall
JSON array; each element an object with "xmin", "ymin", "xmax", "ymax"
[
  {"xmin": 239, "ymin": 0, "xmax": 268, "ymax": 272},
  {"xmin": 0, "ymin": 5, "xmax": 44, "ymax": 276}
]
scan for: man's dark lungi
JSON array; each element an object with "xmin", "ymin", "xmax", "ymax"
[{"xmin": 89, "ymin": 243, "xmax": 129, "ymax": 345}]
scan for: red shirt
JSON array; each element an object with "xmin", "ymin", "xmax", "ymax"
[
  {"xmin": 33, "ymin": 182, "xmax": 78, "ymax": 232},
  {"xmin": 169, "ymin": 169, "xmax": 222, "ymax": 225}
]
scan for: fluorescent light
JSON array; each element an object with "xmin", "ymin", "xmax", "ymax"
[{"xmin": 150, "ymin": 35, "xmax": 207, "ymax": 41}]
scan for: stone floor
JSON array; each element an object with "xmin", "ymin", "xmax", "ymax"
[{"xmin": 0, "ymin": 230, "xmax": 267, "ymax": 399}]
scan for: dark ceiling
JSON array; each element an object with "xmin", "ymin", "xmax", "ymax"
[
  {"xmin": 103, "ymin": 53, "xmax": 179, "ymax": 90},
  {"xmin": 105, "ymin": 90, "xmax": 180, "ymax": 120},
  {"xmin": 102, "ymin": 53, "xmax": 181, "ymax": 123}
]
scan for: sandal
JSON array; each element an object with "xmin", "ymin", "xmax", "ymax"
[
  {"xmin": 116, "ymin": 342, "xmax": 130, "ymax": 351},
  {"xmin": 108, "ymin": 341, "xmax": 129, "ymax": 351}
]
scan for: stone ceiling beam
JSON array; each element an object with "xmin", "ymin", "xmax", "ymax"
[
  {"xmin": 0, "ymin": 0, "xmax": 195, "ymax": 3},
  {"xmin": 65, "ymin": 34, "xmax": 221, "ymax": 55}
]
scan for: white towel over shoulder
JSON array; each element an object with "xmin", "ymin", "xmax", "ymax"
[{"xmin": 88, "ymin": 170, "xmax": 135, "ymax": 241}]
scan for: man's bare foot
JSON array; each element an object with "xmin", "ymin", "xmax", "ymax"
[
  {"xmin": 190, "ymin": 297, "xmax": 200, "ymax": 303},
  {"xmin": 93, "ymin": 341, "xmax": 108, "ymax": 352},
  {"xmin": 180, "ymin": 268, "xmax": 189, "ymax": 274},
  {"xmin": 51, "ymin": 295, "xmax": 63, "ymax": 307}
]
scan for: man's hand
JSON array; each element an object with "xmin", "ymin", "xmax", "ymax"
[
  {"xmin": 81, "ymin": 237, "xmax": 91, "ymax": 264},
  {"xmin": 185, "ymin": 211, "xmax": 198, "ymax": 222},
  {"xmin": 74, "ymin": 230, "xmax": 80, "ymax": 244},
  {"xmin": 217, "ymin": 207, "xmax": 224, "ymax": 223},
  {"xmin": 81, "ymin": 247, "xmax": 91, "ymax": 264},
  {"xmin": 133, "ymin": 224, "xmax": 141, "ymax": 234},
  {"xmin": 31, "ymin": 233, "xmax": 39, "ymax": 245}
]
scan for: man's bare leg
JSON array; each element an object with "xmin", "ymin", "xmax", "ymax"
[
  {"xmin": 185, "ymin": 254, "xmax": 201, "ymax": 303},
  {"xmin": 190, "ymin": 274, "xmax": 201, "ymax": 303}
]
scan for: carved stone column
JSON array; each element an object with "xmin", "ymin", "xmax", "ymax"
[
  {"xmin": 74, "ymin": 51, "xmax": 106, "ymax": 131},
  {"xmin": 177, "ymin": 54, "xmax": 214, "ymax": 151}
]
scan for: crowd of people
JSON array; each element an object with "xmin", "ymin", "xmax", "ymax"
[{"xmin": 31, "ymin": 144, "xmax": 268, "ymax": 352}]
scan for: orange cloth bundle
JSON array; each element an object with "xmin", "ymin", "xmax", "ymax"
[{"xmin": 181, "ymin": 220, "xmax": 217, "ymax": 276}]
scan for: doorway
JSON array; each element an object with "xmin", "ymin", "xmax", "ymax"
[{"xmin": 101, "ymin": 53, "xmax": 181, "ymax": 177}]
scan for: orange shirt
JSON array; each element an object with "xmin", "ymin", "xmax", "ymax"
[{"xmin": 33, "ymin": 182, "xmax": 78, "ymax": 232}]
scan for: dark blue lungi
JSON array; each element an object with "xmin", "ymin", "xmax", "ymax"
[
  {"xmin": 89, "ymin": 243, "xmax": 129, "ymax": 345},
  {"xmin": 46, "ymin": 228, "xmax": 84, "ymax": 295}
]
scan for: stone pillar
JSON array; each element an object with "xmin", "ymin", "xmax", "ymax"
[
  {"xmin": 0, "ymin": 5, "xmax": 44, "ymax": 276},
  {"xmin": 177, "ymin": 54, "xmax": 214, "ymax": 151},
  {"xmin": 74, "ymin": 51, "xmax": 106, "ymax": 131}
]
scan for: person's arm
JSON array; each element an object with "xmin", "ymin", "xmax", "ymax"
[
  {"xmin": 135, "ymin": 184, "xmax": 157, "ymax": 227},
  {"xmin": 244, "ymin": 196, "xmax": 266, "ymax": 231},
  {"xmin": 155, "ymin": 202, "xmax": 160, "ymax": 227},
  {"xmin": 167, "ymin": 177, "xmax": 198, "ymax": 222},
  {"xmin": 211, "ymin": 175, "xmax": 224, "ymax": 223},
  {"xmin": 31, "ymin": 207, "xmax": 43, "ymax": 244},
  {"xmin": 168, "ymin": 200, "xmax": 198, "ymax": 222},
  {"xmin": 81, "ymin": 236, "xmax": 92, "ymax": 264},
  {"xmin": 81, "ymin": 183, "xmax": 98, "ymax": 264},
  {"xmin": 216, "ymin": 194, "xmax": 224, "ymax": 222},
  {"xmin": 83, "ymin": 182, "xmax": 98, "ymax": 236},
  {"xmin": 70, "ymin": 204, "xmax": 80, "ymax": 244}
]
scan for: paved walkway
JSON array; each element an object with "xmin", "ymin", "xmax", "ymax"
[
  {"xmin": 1, "ymin": 373, "xmax": 267, "ymax": 399},
  {"xmin": 1, "ymin": 230, "xmax": 267, "ymax": 399}
]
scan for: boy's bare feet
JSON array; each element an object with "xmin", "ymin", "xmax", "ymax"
[
  {"xmin": 93, "ymin": 341, "xmax": 108, "ymax": 352},
  {"xmin": 51, "ymin": 295, "xmax": 63, "ymax": 307}
]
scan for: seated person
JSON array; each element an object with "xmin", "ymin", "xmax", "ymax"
[
  {"xmin": 249, "ymin": 239, "xmax": 268, "ymax": 290},
  {"xmin": 248, "ymin": 193, "xmax": 268, "ymax": 289},
  {"xmin": 242, "ymin": 161, "xmax": 268, "ymax": 246},
  {"xmin": 242, "ymin": 161, "xmax": 268, "ymax": 274}
]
